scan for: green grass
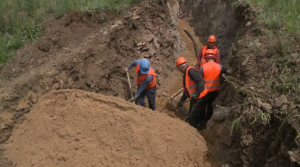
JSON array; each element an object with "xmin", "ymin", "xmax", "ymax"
[
  {"xmin": 0, "ymin": 0, "xmax": 140, "ymax": 65},
  {"xmin": 230, "ymin": 116, "xmax": 242, "ymax": 136},
  {"xmin": 228, "ymin": 0, "xmax": 300, "ymax": 146},
  {"xmin": 251, "ymin": 109, "xmax": 271, "ymax": 126},
  {"xmin": 245, "ymin": 0, "xmax": 300, "ymax": 32},
  {"xmin": 233, "ymin": 0, "xmax": 300, "ymax": 97}
]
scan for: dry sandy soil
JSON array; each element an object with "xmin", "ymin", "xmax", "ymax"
[{"xmin": 0, "ymin": 0, "xmax": 214, "ymax": 166}]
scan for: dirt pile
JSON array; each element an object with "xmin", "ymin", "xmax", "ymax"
[
  {"xmin": 0, "ymin": 0, "xmax": 185, "ymax": 165},
  {"xmin": 0, "ymin": 0, "xmax": 180, "ymax": 116},
  {"xmin": 0, "ymin": 0, "xmax": 181, "ymax": 150},
  {"xmin": 4, "ymin": 0, "xmax": 299, "ymax": 166},
  {"xmin": 4, "ymin": 89, "xmax": 209, "ymax": 167}
]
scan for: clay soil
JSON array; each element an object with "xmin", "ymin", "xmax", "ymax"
[
  {"xmin": 0, "ymin": 0, "xmax": 215, "ymax": 166},
  {"xmin": 4, "ymin": 0, "xmax": 291, "ymax": 166},
  {"xmin": 5, "ymin": 89, "xmax": 210, "ymax": 167}
]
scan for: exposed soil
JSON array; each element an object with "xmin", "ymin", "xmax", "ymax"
[
  {"xmin": 5, "ymin": 89, "xmax": 210, "ymax": 167},
  {"xmin": 1, "ymin": 0, "xmax": 299, "ymax": 166},
  {"xmin": 0, "ymin": 0, "xmax": 183, "ymax": 118},
  {"xmin": 180, "ymin": 0, "xmax": 300, "ymax": 166},
  {"xmin": 0, "ymin": 0, "xmax": 212, "ymax": 166},
  {"xmin": 157, "ymin": 18, "xmax": 203, "ymax": 118}
]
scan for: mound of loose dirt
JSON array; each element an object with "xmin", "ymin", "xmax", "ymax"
[
  {"xmin": 5, "ymin": 89, "xmax": 209, "ymax": 167},
  {"xmin": 0, "ymin": 0, "xmax": 183, "ymax": 164}
]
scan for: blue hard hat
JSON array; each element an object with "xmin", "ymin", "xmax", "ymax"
[{"xmin": 139, "ymin": 58, "xmax": 150, "ymax": 74}]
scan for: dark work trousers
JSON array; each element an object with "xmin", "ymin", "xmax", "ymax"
[
  {"xmin": 135, "ymin": 85, "xmax": 156, "ymax": 111},
  {"xmin": 188, "ymin": 91, "xmax": 219, "ymax": 129},
  {"xmin": 205, "ymin": 91, "xmax": 219, "ymax": 123},
  {"xmin": 188, "ymin": 97, "xmax": 207, "ymax": 129}
]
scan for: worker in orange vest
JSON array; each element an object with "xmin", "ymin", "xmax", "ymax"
[
  {"xmin": 199, "ymin": 49, "xmax": 228, "ymax": 126},
  {"xmin": 125, "ymin": 58, "xmax": 156, "ymax": 110},
  {"xmin": 176, "ymin": 57, "xmax": 207, "ymax": 128},
  {"xmin": 196, "ymin": 35, "xmax": 220, "ymax": 68}
]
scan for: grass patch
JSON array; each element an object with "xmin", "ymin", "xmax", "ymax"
[
  {"xmin": 228, "ymin": 1, "xmax": 300, "ymax": 155},
  {"xmin": 265, "ymin": 35, "xmax": 300, "ymax": 96},
  {"xmin": 251, "ymin": 109, "xmax": 271, "ymax": 126},
  {"xmin": 230, "ymin": 116, "xmax": 242, "ymax": 136},
  {"xmin": 0, "ymin": 0, "xmax": 141, "ymax": 65},
  {"xmin": 244, "ymin": 0, "xmax": 300, "ymax": 32}
]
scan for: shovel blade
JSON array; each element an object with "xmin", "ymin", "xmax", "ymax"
[{"xmin": 168, "ymin": 98, "xmax": 189, "ymax": 116}]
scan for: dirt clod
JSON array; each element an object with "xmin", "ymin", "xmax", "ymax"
[
  {"xmin": 253, "ymin": 98, "xmax": 262, "ymax": 108},
  {"xmin": 274, "ymin": 95, "xmax": 288, "ymax": 108},
  {"xmin": 261, "ymin": 103, "xmax": 272, "ymax": 114}
]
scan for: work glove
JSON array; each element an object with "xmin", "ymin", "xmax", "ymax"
[{"xmin": 129, "ymin": 97, "xmax": 136, "ymax": 102}]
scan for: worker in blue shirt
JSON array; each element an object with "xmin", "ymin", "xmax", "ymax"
[{"xmin": 125, "ymin": 58, "xmax": 157, "ymax": 111}]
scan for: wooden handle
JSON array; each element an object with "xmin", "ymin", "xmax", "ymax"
[
  {"xmin": 161, "ymin": 88, "xmax": 184, "ymax": 105},
  {"xmin": 126, "ymin": 72, "xmax": 133, "ymax": 98}
]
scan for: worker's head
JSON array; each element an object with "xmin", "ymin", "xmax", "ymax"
[
  {"xmin": 207, "ymin": 35, "xmax": 216, "ymax": 49},
  {"xmin": 204, "ymin": 49, "xmax": 216, "ymax": 62},
  {"xmin": 139, "ymin": 58, "xmax": 151, "ymax": 74},
  {"xmin": 176, "ymin": 57, "xmax": 187, "ymax": 73}
]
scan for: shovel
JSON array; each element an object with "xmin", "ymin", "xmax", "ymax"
[
  {"xmin": 169, "ymin": 98, "xmax": 190, "ymax": 115},
  {"xmin": 126, "ymin": 71, "xmax": 134, "ymax": 103},
  {"xmin": 159, "ymin": 98, "xmax": 190, "ymax": 116}
]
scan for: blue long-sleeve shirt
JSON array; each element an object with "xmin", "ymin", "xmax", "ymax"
[{"xmin": 127, "ymin": 60, "xmax": 154, "ymax": 99}]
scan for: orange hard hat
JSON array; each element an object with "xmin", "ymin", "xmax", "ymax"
[
  {"xmin": 204, "ymin": 49, "xmax": 216, "ymax": 59},
  {"xmin": 207, "ymin": 35, "xmax": 216, "ymax": 43},
  {"xmin": 176, "ymin": 57, "xmax": 187, "ymax": 66}
]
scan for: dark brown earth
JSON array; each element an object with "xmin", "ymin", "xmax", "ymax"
[
  {"xmin": 1, "ymin": 0, "xmax": 300, "ymax": 166},
  {"xmin": 0, "ymin": 0, "xmax": 209, "ymax": 166},
  {"xmin": 180, "ymin": 0, "xmax": 300, "ymax": 167}
]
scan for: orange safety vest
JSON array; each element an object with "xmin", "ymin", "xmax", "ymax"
[
  {"xmin": 202, "ymin": 62, "xmax": 221, "ymax": 92},
  {"xmin": 198, "ymin": 46, "xmax": 218, "ymax": 67},
  {"xmin": 135, "ymin": 64, "xmax": 156, "ymax": 90},
  {"xmin": 183, "ymin": 67, "xmax": 207, "ymax": 99}
]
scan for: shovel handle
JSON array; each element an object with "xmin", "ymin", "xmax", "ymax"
[
  {"xmin": 161, "ymin": 88, "xmax": 184, "ymax": 105},
  {"xmin": 126, "ymin": 72, "xmax": 133, "ymax": 98}
]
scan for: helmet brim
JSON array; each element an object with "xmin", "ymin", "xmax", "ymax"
[{"xmin": 140, "ymin": 68, "xmax": 150, "ymax": 74}]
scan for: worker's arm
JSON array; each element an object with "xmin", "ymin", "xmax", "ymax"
[
  {"xmin": 179, "ymin": 91, "xmax": 188, "ymax": 104},
  {"xmin": 126, "ymin": 60, "xmax": 140, "ymax": 71},
  {"xmin": 133, "ymin": 75, "xmax": 153, "ymax": 100},
  {"xmin": 188, "ymin": 68, "xmax": 205, "ymax": 97},
  {"xmin": 215, "ymin": 49, "xmax": 220, "ymax": 64}
]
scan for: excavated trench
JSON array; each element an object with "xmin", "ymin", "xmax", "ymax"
[
  {"xmin": 169, "ymin": 1, "xmax": 244, "ymax": 166},
  {"xmin": 0, "ymin": 0, "xmax": 291, "ymax": 166}
]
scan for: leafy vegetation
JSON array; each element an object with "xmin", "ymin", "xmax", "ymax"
[
  {"xmin": 230, "ymin": 116, "xmax": 242, "ymax": 136},
  {"xmin": 227, "ymin": 1, "xmax": 300, "ymax": 147},
  {"xmin": 0, "ymin": 0, "xmax": 140, "ymax": 65},
  {"xmin": 245, "ymin": 0, "xmax": 300, "ymax": 32}
]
